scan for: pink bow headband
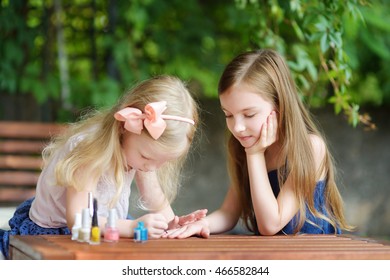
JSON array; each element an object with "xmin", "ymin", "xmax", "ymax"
[{"xmin": 114, "ymin": 101, "xmax": 195, "ymax": 140}]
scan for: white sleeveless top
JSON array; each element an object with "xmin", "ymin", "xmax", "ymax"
[{"xmin": 29, "ymin": 131, "xmax": 135, "ymax": 228}]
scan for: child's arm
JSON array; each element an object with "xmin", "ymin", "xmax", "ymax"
[
  {"xmin": 246, "ymin": 151, "xmax": 298, "ymax": 235},
  {"xmin": 135, "ymin": 170, "xmax": 175, "ymax": 219},
  {"xmin": 244, "ymin": 111, "xmax": 297, "ymax": 235},
  {"xmin": 134, "ymin": 171, "xmax": 208, "ymax": 232},
  {"xmin": 65, "ymin": 184, "xmax": 92, "ymax": 230},
  {"xmin": 245, "ymin": 112, "xmax": 326, "ymax": 235}
]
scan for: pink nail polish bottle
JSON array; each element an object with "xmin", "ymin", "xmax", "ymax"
[{"xmin": 104, "ymin": 208, "xmax": 119, "ymax": 242}]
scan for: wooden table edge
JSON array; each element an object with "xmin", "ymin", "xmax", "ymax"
[
  {"xmin": 9, "ymin": 235, "xmax": 75, "ymax": 260},
  {"xmin": 8, "ymin": 234, "xmax": 390, "ymax": 260}
]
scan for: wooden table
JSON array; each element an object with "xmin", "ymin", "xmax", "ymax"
[{"xmin": 9, "ymin": 234, "xmax": 390, "ymax": 260}]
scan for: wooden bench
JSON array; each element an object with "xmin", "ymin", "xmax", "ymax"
[{"xmin": 0, "ymin": 121, "xmax": 65, "ymax": 206}]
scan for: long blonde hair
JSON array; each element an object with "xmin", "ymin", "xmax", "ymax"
[
  {"xmin": 43, "ymin": 75, "xmax": 198, "ymax": 208},
  {"xmin": 218, "ymin": 49, "xmax": 352, "ymax": 234}
]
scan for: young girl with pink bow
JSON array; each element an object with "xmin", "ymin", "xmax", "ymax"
[{"xmin": 0, "ymin": 75, "xmax": 206, "ymax": 259}]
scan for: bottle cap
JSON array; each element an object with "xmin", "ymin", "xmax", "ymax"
[
  {"xmin": 73, "ymin": 213, "xmax": 82, "ymax": 227},
  {"xmin": 88, "ymin": 192, "xmax": 93, "ymax": 217},
  {"xmin": 107, "ymin": 208, "xmax": 117, "ymax": 228},
  {"xmin": 82, "ymin": 208, "xmax": 90, "ymax": 228},
  {"xmin": 92, "ymin": 198, "xmax": 98, "ymax": 227}
]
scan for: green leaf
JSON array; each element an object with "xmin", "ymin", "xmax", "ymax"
[
  {"xmin": 320, "ymin": 33, "xmax": 329, "ymax": 52},
  {"xmin": 291, "ymin": 20, "xmax": 305, "ymax": 41}
]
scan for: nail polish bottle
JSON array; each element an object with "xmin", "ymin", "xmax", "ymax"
[
  {"xmin": 104, "ymin": 208, "xmax": 119, "ymax": 242},
  {"xmin": 71, "ymin": 212, "xmax": 82, "ymax": 241},
  {"xmin": 78, "ymin": 208, "xmax": 91, "ymax": 243},
  {"xmin": 134, "ymin": 221, "xmax": 148, "ymax": 243},
  {"xmin": 89, "ymin": 198, "xmax": 100, "ymax": 245}
]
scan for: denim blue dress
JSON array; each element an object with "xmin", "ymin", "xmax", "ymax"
[{"xmin": 268, "ymin": 169, "xmax": 340, "ymax": 235}]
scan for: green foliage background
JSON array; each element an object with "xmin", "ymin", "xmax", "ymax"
[{"xmin": 1, "ymin": 0, "xmax": 389, "ymax": 126}]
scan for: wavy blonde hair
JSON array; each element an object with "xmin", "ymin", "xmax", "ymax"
[
  {"xmin": 218, "ymin": 49, "xmax": 353, "ymax": 234},
  {"xmin": 43, "ymin": 75, "xmax": 199, "ymax": 208}
]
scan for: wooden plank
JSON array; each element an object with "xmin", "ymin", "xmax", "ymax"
[
  {"xmin": 0, "ymin": 121, "xmax": 65, "ymax": 139},
  {"xmin": 0, "ymin": 155, "xmax": 43, "ymax": 169},
  {"xmin": 0, "ymin": 121, "xmax": 65, "ymax": 205},
  {"xmin": 0, "ymin": 140, "xmax": 47, "ymax": 154},
  {"xmin": 0, "ymin": 188, "xmax": 35, "ymax": 202},
  {"xmin": 0, "ymin": 171, "xmax": 40, "ymax": 185}
]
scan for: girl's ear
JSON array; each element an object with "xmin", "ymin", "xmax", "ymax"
[
  {"xmin": 119, "ymin": 124, "xmax": 126, "ymax": 135},
  {"xmin": 118, "ymin": 125, "xmax": 127, "ymax": 144}
]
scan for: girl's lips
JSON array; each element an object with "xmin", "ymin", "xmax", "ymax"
[{"xmin": 238, "ymin": 135, "xmax": 252, "ymax": 142}]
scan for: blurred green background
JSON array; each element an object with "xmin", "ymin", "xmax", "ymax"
[{"xmin": 1, "ymin": 0, "xmax": 389, "ymax": 125}]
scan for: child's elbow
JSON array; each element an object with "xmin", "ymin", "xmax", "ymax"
[{"xmin": 258, "ymin": 224, "xmax": 281, "ymax": 236}]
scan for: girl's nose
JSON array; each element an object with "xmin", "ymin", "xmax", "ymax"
[{"xmin": 233, "ymin": 119, "xmax": 246, "ymax": 133}]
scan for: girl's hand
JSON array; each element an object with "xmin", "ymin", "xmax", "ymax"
[
  {"xmin": 245, "ymin": 111, "xmax": 278, "ymax": 155},
  {"xmin": 136, "ymin": 213, "xmax": 169, "ymax": 239},
  {"xmin": 163, "ymin": 219, "xmax": 210, "ymax": 239},
  {"xmin": 168, "ymin": 209, "xmax": 208, "ymax": 229}
]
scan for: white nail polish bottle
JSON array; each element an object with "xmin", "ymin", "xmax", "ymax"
[
  {"xmin": 71, "ymin": 212, "xmax": 82, "ymax": 241},
  {"xmin": 78, "ymin": 208, "xmax": 91, "ymax": 243}
]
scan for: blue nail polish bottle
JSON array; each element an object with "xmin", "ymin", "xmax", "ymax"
[{"xmin": 134, "ymin": 221, "xmax": 148, "ymax": 243}]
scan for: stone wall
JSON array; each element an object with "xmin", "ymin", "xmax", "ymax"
[{"xmin": 130, "ymin": 99, "xmax": 390, "ymax": 238}]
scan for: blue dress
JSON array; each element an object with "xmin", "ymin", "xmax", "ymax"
[
  {"xmin": 268, "ymin": 169, "xmax": 340, "ymax": 234},
  {"xmin": 0, "ymin": 198, "xmax": 71, "ymax": 259}
]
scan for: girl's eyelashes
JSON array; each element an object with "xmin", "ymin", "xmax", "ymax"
[
  {"xmin": 223, "ymin": 109, "xmax": 258, "ymax": 118},
  {"xmin": 224, "ymin": 113, "xmax": 256, "ymax": 118}
]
